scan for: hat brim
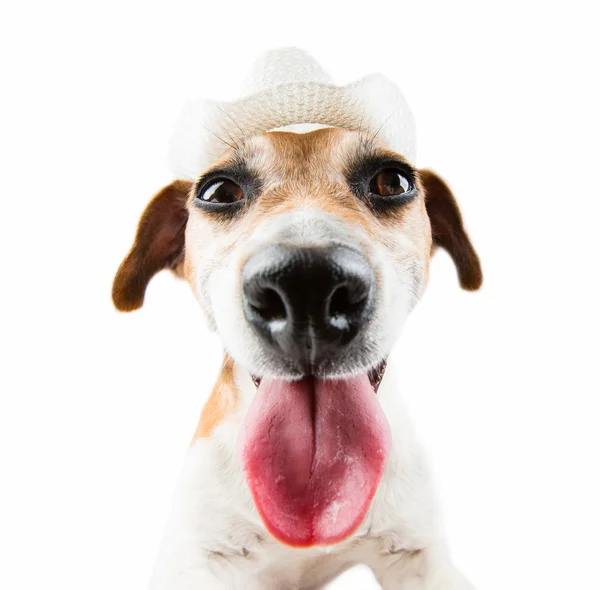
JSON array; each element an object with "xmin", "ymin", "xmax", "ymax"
[{"xmin": 169, "ymin": 73, "xmax": 416, "ymax": 180}]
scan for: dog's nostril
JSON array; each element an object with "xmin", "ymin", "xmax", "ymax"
[
  {"xmin": 251, "ymin": 288, "xmax": 287, "ymax": 323},
  {"xmin": 328, "ymin": 285, "xmax": 368, "ymax": 323},
  {"xmin": 329, "ymin": 286, "xmax": 351, "ymax": 320}
]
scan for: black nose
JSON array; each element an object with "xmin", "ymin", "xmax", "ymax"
[{"xmin": 242, "ymin": 245, "xmax": 374, "ymax": 369}]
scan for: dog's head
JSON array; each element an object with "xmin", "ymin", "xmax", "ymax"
[
  {"xmin": 113, "ymin": 127, "xmax": 481, "ymax": 546},
  {"xmin": 113, "ymin": 128, "xmax": 481, "ymax": 383}
]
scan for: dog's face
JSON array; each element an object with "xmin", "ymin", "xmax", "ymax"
[
  {"xmin": 113, "ymin": 128, "xmax": 481, "ymax": 384},
  {"xmin": 114, "ymin": 127, "xmax": 482, "ymax": 546}
]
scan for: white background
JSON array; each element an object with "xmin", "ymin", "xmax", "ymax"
[{"xmin": 1, "ymin": 1, "xmax": 599, "ymax": 589}]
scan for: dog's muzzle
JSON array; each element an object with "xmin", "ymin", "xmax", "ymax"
[{"xmin": 242, "ymin": 245, "xmax": 374, "ymax": 372}]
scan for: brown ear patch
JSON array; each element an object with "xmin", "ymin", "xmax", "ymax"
[
  {"xmin": 419, "ymin": 169, "xmax": 483, "ymax": 291},
  {"xmin": 112, "ymin": 180, "xmax": 193, "ymax": 311}
]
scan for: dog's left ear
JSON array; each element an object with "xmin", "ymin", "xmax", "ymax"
[
  {"xmin": 419, "ymin": 169, "xmax": 483, "ymax": 291},
  {"xmin": 112, "ymin": 180, "xmax": 193, "ymax": 312}
]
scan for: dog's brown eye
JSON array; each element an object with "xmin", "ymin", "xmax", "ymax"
[
  {"xmin": 369, "ymin": 169, "xmax": 411, "ymax": 197},
  {"xmin": 200, "ymin": 180, "xmax": 245, "ymax": 204}
]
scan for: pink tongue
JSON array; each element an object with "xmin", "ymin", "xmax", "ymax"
[{"xmin": 239, "ymin": 374, "xmax": 392, "ymax": 547}]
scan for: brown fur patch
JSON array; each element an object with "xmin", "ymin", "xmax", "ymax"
[{"xmin": 192, "ymin": 355, "xmax": 238, "ymax": 440}]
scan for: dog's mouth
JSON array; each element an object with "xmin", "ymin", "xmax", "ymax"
[
  {"xmin": 240, "ymin": 359, "xmax": 391, "ymax": 547},
  {"xmin": 251, "ymin": 359, "xmax": 388, "ymax": 392}
]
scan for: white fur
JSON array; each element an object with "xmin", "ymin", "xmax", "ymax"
[{"xmin": 149, "ymin": 363, "xmax": 473, "ymax": 590}]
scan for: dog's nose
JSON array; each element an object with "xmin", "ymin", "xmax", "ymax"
[{"xmin": 242, "ymin": 245, "xmax": 374, "ymax": 368}]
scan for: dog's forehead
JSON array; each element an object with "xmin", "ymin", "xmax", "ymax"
[
  {"xmin": 252, "ymin": 127, "xmax": 351, "ymax": 162},
  {"xmin": 228, "ymin": 127, "xmax": 404, "ymax": 182}
]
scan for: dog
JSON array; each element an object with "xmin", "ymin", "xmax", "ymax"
[{"xmin": 112, "ymin": 122, "xmax": 482, "ymax": 589}]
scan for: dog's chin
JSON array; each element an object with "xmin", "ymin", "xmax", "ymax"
[{"xmin": 250, "ymin": 358, "xmax": 388, "ymax": 394}]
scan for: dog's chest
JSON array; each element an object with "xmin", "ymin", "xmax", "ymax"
[
  {"xmin": 184, "ymin": 437, "xmax": 363, "ymax": 587},
  {"xmin": 207, "ymin": 537, "xmax": 360, "ymax": 590},
  {"xmin": 160, "ymin": 384, "xmax": 435, "ymax": 589},
  {"xmin": 204, "ymin": 515, "xmax": 424, "ymax": 590},
  {"xmin": 181, "ymin": 434, "xmax": 431, "ymax": 589}
]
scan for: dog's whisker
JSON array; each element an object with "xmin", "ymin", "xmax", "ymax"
[
  {"xmin": 216, "ymin": 106, "xmax": 246, "ymax": 146},
  {"xmin": 358, "ymin": 103, "xmax": 367, "ymax": 137},
  {"xmin": 200, "ymin": 122, "xmax": 237, "ymax": 150},
  {"xmin": 217, "ymin": 120, "xmax": 241, "ymax": 151},
  {"xmin": 370, "ymin": 106, "xmax": 401, "ymax": 146}
]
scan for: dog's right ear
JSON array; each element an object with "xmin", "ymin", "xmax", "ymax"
[{"xmin": 112, "ymin": 180, "xmax": 193, "ymax": 312}]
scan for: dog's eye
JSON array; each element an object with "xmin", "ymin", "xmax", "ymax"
[
  {"xmin": 199, "ymin": 180, "xmax": 245, "ymax": 204},
  {"xmin": 369, "ymin": 169, "xmax": 411, "ymax": 197}
]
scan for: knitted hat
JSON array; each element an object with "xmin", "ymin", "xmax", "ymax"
[{"xmin": 169, "ymin": 48, "xmax": 416, "ymax": 180}]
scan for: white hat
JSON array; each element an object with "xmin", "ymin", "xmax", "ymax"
[{"xmin": 169, "ymin": 48, "xmax": 416, "ymax": 180}]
